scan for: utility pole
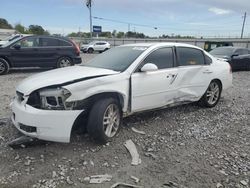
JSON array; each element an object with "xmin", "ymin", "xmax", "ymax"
[
  {"xmin": 86, "ymin": 0, "xmax": 92, "ymax": 38},
  {"xmin": 241, "ymin": 12, "xmax": 246, "ymax": 39}
]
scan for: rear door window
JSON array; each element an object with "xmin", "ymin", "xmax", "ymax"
[
  {"xmin": 59, "ymin": 40, "xmax": 72, "ymax": 47},
  {"xmin": 177, "ymin": 47, "xmax": 205, "ymax": 66},
  {"xmin": 40, "ymin": 38, "xmax": 60, "ymax": 47}
]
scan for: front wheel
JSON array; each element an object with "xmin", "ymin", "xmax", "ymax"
[
  {"xmin": 56, "ymin": 57, "xmax": 73, "ymax": 68},
  {"xmin": 87, "ymin": 48, "xmax": 94, "ymax": 53},
  {"xmin": 199, "ymin": 80, "xmax": 222, "ymax": 108},
  {"xmin": 0, "ymin": 58, "xmax": 10, "ymax": 75},
  {"xmin": 87, "ymin": 98, "xmax": 122, "ymax": 143}
]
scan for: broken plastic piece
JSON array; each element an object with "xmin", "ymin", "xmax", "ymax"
[
  {"xmin": 130, "ymin": 175, "xmax": 140, "ymax": 183},
  {"xmin": 124, "ymin": 139, "xmax": 141, "ymax": 165},
  {"xmin": 87, "ymin": 174, "xmax": 112, "ymax": 184},
  {"xmin": 111, "ymin": 182, "xmax": 143, "ymax": 188},
  {"xmin": 131, "ymin": 127, "xmax": 146, "ymax": 135}
]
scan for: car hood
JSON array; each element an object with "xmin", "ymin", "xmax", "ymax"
[
  {"xmin": 17, "ymin": 66, "xmax": 119, "ymax": 95},
  {"xmin": 211, "ymin": 54, "xmax": 230, "ymax": 59}
]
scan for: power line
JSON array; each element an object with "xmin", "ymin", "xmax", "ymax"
[{"xmin": 93, "ymin": 16, "xmax": 158, "ymax": 31}]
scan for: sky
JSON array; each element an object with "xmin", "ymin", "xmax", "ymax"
[{"xmin": 0, "ymin": 0, "xmax": 250, "ymax": 38}]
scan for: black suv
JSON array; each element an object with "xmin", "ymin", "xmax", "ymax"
[{"xmin": 0, "ymin": 35, "xmax": 82, "ymax": 75}]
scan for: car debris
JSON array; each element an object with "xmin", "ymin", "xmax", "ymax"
[
  {"xmin": 131, "ymin": 127, "xmax": 146, "ymax": 135},
  {"xmin": 130, "ymin": 175, "xmax": 140, "ymax": 183},
  {"xmin": 144, "ymin": 152, "xmax": 158, "ymax": 160},
  {"xmin": 124, "ymin": 139, "xmax": 141, "ymax": 165},
  {"xmin": 111, "ymin": 182, "xmax": 143, "ymax": 188},
  {"xmin": 8, "ymin": 135, "xmax": 46, "ymax": 149},
  {"xmin": 84, "ymin": 174, "xmax": 112, "ymax": 184}
]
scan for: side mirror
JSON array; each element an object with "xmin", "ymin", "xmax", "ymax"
[
  {"xmin": 231, "ymin": 54, "xmax": 239, "ymax": 58},
  {"xmin": 13, "ymin": 44, "xmax": 21, "ymax": 50},
  {"xmin": 141, "ymin": 63, "xmax": 158, "ymax": 72}
]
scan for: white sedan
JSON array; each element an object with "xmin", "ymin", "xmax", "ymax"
[{"xmin": 11, "ymin": 43, "xmax": 232, "ymax": 143}]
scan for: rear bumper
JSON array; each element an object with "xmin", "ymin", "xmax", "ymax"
[
  {"xmin": 73, "ymin": 56, "xmax": 82, "ymax": 64},
  {"xmin": 11, "ymin": 98, "xmax": 83, "ymax": 143}
]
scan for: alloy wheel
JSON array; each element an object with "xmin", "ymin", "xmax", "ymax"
[
  {"xmin": 103, "ymin": 104, "xmax": 120, "ymax": 138},
  {"xmin": 206, "ymin": 82, "xmax": 220, "ymax": 105}
]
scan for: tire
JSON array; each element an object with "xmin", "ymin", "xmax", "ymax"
[
  {"xmin": 0, "ymin": 58, "xmax": 10, "ymax": 75},
  {"xmin": 56, "ymin": 57, "xmax": 73, "ymax": 68},
  {"xmin": 87, "ymin": 98, "xmax": 122, "ymax": 143},
  {"xmin": 199, "ymin": 80, "xmax": 222, "ymax": 108},
  {"xmin": 87, "ymin": 48, "xmax": 94, "ymax": 53}
]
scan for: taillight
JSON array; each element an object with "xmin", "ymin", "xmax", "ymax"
[{"xmin": 71, "ymin": 40, "xmax": 80, "ymax": 56}]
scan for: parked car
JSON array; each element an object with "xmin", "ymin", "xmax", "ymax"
[
  {"xmin": 81, "ymin": 41, "xmax": 111, "ymax": 53},
  {"xmin": 210, "ymin": 47, "xmax": 250, "ymax": 71},
  {"xmin": 204, "ymin": 41, "xmax": 233, "ymax": 52},
  {"xmin": 11, "ymin": 43, "xmax": 232, "ymax": 143},
  {"xmin": 0, "ymin": 35, "xmax": 82, "ymax": 75}
]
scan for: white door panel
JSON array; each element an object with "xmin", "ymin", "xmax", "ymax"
[{"xmin": 131, "ymin": 68, "xmax": 178, "ymax": 112}]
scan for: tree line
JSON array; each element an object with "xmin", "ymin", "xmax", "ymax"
[{"xmin": 0, "ymin": 18, "xmax": 50, "ymax": 35}]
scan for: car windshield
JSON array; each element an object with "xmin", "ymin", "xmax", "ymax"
[
  {"xmin": 88, "ymin": 41, "xmax": 96, "ymax": 45},
  {"xmin": 210, "ymin": 47, "xmax": 234, "ymax": 56},
  {"xmin": 1, "ymin": 37, "xmax": 22, "ymax": 47},
  {"xmin": 82, "ymin": 46, "xmax": 147, "ymax": 72}
]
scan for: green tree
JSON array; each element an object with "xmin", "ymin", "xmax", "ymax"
[
  {"xmin": 0, "ymin": 18, "xmax": 13, "ymax": 29},
  {"xmin": 14, "ymin": 24, "xmax": 26, "ymax": 33},
  {"xmin": 116, "ymin": 31, "xmax": 125, "ymax": 38},
  {"xmin": 28, "ymin": 25, "xmax": 49, "ymax": 35},
  {"xmin": 112, "ymin": 30, "xmax": 117, "ymax": 37}
]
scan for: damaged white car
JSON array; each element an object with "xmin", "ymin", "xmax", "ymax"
[{"xmin": 11, "ymin": 43, "xmax": 232, "ymax": 143}]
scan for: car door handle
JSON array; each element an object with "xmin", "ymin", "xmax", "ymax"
[
  {"xmin": 166, "ymin": 74, "xmax": 176, "ymax": 78},
  {"xmin": 203, "ymin": 70, "xmax": 213, "ymax": 74}
]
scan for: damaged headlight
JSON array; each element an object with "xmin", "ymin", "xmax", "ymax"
[{"xmin": 39, "ymin": 87, "xmax": 74, "ymax": 110}]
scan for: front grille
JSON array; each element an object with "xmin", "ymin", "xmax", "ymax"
[
  {"xmin": 16, "ymin": 91, "xmax": 24, "ymax": 102},
  {"xmin": 19, "ymin": 123, "xmax": 37, "ymax": 133}
]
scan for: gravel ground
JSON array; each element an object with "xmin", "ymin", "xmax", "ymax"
[{"xmin": 0, "ymin": 54, "xmax": 249, "ymax": 188}]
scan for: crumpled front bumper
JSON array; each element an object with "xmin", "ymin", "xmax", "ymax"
[{"xmin": 11, "ymin": 98, "xmax": 83, "ymax": 143}]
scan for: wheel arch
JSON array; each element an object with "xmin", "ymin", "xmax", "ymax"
[
  {"xmin": 211, "ymin": 78, "xmax": 223, "ymax": 90},
  {"xmin": 70, "ymin": 92, "xmax": 125, "ymax": 140}
]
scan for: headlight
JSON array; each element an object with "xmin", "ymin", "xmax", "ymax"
[{"xmin": 39, "ymin": 87, "xmax": 74, "ymax": 110}]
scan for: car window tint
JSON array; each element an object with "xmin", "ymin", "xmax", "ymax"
[
  {"xmin": 143, "ymin": 48, "xmax": 174, "ymax": 69},
  {"xmin": 177, "ymin": 47, "xmax": 205, "ymax": 66},
  {"xmin": 59, "ymin": 40, "xmax": 72, "ymax": 47},
  {"xmin": 17, "ymin": 37, "xmax": 39, "ymax": 47},
  {"xmin": 40, "ymin": 38, "xmax": 59, "ymax": 47}
]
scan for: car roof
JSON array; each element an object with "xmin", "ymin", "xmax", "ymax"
[
  {"xmin": 121, "ymin": 42, "xmax": 202, "ymax": 49},
  {"xmin": 23, "ymin": 35, "xmax": 72, "ymax": 42},
  {"xmin": 214, "ymin": 46, "xmax": 247, "ymax": 50}
]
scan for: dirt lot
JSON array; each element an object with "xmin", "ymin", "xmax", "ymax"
[{"xmin": 0, "ymin": 54, "xmax": 249, "ymax": 188}]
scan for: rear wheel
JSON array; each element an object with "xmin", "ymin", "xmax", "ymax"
[
  {"xmin": 0, "ymin": 58, "xmax": 10, "ymax": 75},
  {"xmin": 56, "ymin": 57, "xmax": 73, "ymax": 68},
  {"xmin": 87, "ymin": 98, "xmax": 122, "ymax": 143},
  {"xmin": 199, "ymin": 80, "xmax": 222, "ymax": 108}
]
